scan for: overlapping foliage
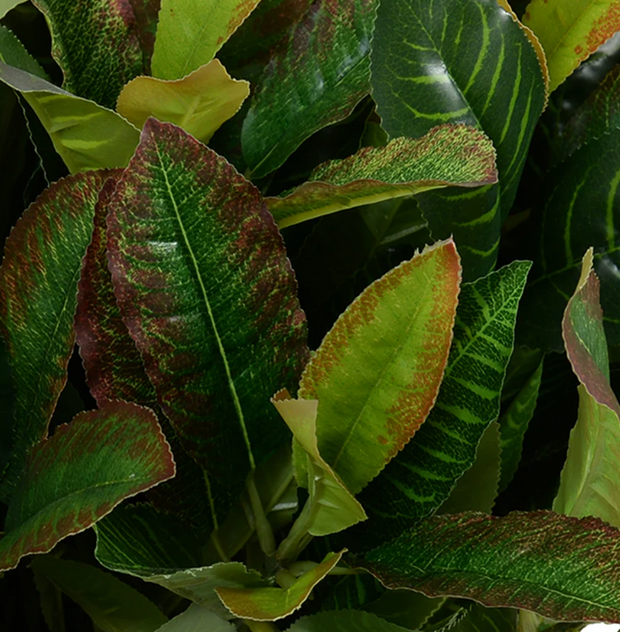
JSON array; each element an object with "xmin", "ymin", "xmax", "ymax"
[{"xmin": 1, "ymin": 0, "xmax": 620, "ymax": 631}]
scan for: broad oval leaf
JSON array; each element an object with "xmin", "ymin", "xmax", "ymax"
[
  {"xmin": 267, "ymin": 125, "xmax": 498, "ymax": 228},
  {"xmin": 116, "ymin": 60, "xmax": 249, "ymax": 144},
  {"xmin": 352, "ymin": 261, "xmax": 531, "ymax": 548},
  {"xmin": 553, "ymin": 250, "xmax": 620, "ymax": 526},
  {"xmin": 299, "ymin": 239, "xmax": 461, "ymax": 496},
  {"xmin": 151, "ymin": 0, "xmax": 261, "ymax": 80},
  {"xmin": 242, "ymin": 0, "xmax": 377, "ymax": 178},
  {"xmin": 356, "ymin": 511, "xmax": 620, "ymax": 624},
  {"xmin": 31, "ymin": 556, "xmax": 168, "ymax": 632},
  {"xmin": 371, "ymin": 0, "xmax": 545, "ymax": 278},
  {"xmin": 0, "ymin": 401, "xmax": 175, "ymax": 571},
  {"xmin": 0, "ymin": 169, "xmax": 110, "ymax": 499},
  {"xmin": 216, "ymin": 551, "xmax": 344, "ymax": 621},
  {"xmin": 31, "ymin": 0, "xmax": 143, "ymax": 108},
  {"xmin": 107, "ymin": 119, "xmax": 309, "ymax": 527},
  {"xmin": 155, "ymin": 604, "xmax": 235, "ymax": 632},
  {"xmin": 523, "ymin": 0, "xmax": 620, "ymax": 93},
  {"xmin": 0, "ymin": 63, "xmax": 140, "ymax": 173}
]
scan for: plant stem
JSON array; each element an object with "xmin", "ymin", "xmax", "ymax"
[
  {"xmin": 275, "ymin": 496, "xmax": 316, "ymax": 563},
  {"xmin": 246, "ymin": 472, "xmax": 276, "ymax": 557},
  {"xmin": 210, "ymin": 529, "xmax": 230, "ymax": 562}
]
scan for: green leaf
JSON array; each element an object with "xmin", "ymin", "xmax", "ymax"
[
  {"xmin": 553, "ymin": 250, "xmax": 620, "ymax": 526},
  {"xmin": 518, "ymin": 129, "xmax": 620, "ymax": 351},
  {"xmin": 0, "ymin": 0, "xmax": 25, "ymax": 19},
  {"xmin": 299, "ymin": 239, "xmax": 461, "ymax": 496},
  {"xmin": 241, "ymin": 0, "xmax": 377, "ymax": 178},
  {"xmin": 356, "ymin": 511, "xmax": 620, "ymax": 624},
  {"xmin": 127, "ymin": 0, "xmax": 161, "ymax": 74},
  {"xmin": 155, "ymin": 605, "xmax": 235, "ymax": 632},
  {"xmin": 272, "ymin": 396, "xmax": 366, "ymax": 538},
  {"xmin": 151, "ymin": 0, "xmax": 261, "ymax": 80},
  {"xmin": 365, "ymin": 590, "xmax": 443, "ymax": 630},
  {"xmin": 371, "ymin": 0, "xmax": 545, "ymax": 279},
  {"xmin": 353, "ymin": 261, "xmax": 531, "ymax": 547},
  {"xmin": 0, "ymin": 402, "xmax": 175, "ymax": 571},
  {"xmin": 31, "ymin": 0, "xmax": 143, "ymax": 108},
  {"xmin": 116, "ymin": 60, "xmax": 249, "ymax": 143},
  {"xmin": 216, "ymin": 551, "xmax": 344, "ymax": 621},
  {"xmin": 498, "ymin": 359, "xmax": 544, "ymax": 492},
  {"xmin": 437, "ymin": 420, "xmax": 502, "ymax": 515},
  {"xmin": 285, "ymin": 610, "xmax": 412, "ymax": 632},
  {"xmin": 266, "ymin": 125, "xmax": 498, "ymax": 228},
  {"xmin": 106, "ymin": 118, "xmax": 308, "ymax": 527},
  {"xmin": 0, "ymin": 170, "xmax": 110, "ymax": 499},
  {"xmin": 523, "ymin": 0, "xmax": 620, "ymax": 93},
  {"xmin": 0, "ymin": 63, "xmax": 140, "ymax": 173},
  {"xmin": 0, "ymin": 336, "xmax": 16, "ymax": 479},
  {"xmin": 31, "ymin": 556, "xmax": 167, "ymax": 632},
  {"xmin": 0, "ymin": 25, "xmax": 48, "ymax": 79}
]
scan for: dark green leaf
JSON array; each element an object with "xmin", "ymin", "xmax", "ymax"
[
  {"xmin": 127, "ymin": 0, "xmax": 160, "ymax": 74},
  {"xmin": 107, "ymin": 119, "xmax": 309, "ymax": 527},
  {"xmin": 371, "ymin": 0, "xmax": 545, "ymax": 278},
  {"xmin": 0, "ymin": 170, "xmax": 110, "ymax": 499},
  {"xmin": 31, "ymin": 0, "xmax": 143, "ymax": 108},
  {"xmin": 365, "ymin": 590, "xmax": 443, "ymax": 630},
  {"xmin": 155, "ymin": 605, "xmax": 235, "ymax": 632},
  {"xmin": 0, "ymin": 336, "xmax": 15, "ymax": 480},
  {"xmin": 0, "ymin": 25, "xmax": 47, "ymax": 78},
  {"xmin": 0, "ymin": 402, "xmax": 175, "ymax": 571},
  {"xmin": 242, "ymin": 0, "xmax": 377, "ymax": 178},
  {"xmin": 285, "ymin": 610, "xmax": 411, "ymax": 631},
  {"xmin": 353, "ymin": 261, "xmax": 531, "ymax": 548},
  {"xmin": 31, "ymin": 556, "xmax": 167, "ymax": 632},
  {"xmin": 356, "ymin": 511, "xmax": 620, "ymax": 624}
]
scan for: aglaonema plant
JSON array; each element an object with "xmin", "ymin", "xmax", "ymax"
[{"xmin": 2, "ymin": 0, "xmax": 620, "ymax": 631}]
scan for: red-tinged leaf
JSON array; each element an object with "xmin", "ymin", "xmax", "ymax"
[
  {"xmin": 31, "ymin": 0, "xmax": 143, "ymax": 108},
  {"xmin": 299, "ymin": 240, "xmax": 461, "ymax": 495},
  {"xmin": 355, "ymin": 511, "xmax": 620, "ymax": 624},
  {"xmin": 0, "ymin": 401, "xmax": 175, "ymax": 572},
  {"xmin": 0, "ymin": 171, "xmax": 111, "ymax": 500},
  {"xmin": 107, "ymin": 119, "xmax": 309, "ymax": 526},
  {"xmin": 127, "ymin": 0, "xmax": 161, "ymax": 73}
]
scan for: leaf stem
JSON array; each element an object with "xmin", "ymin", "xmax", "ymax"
[
  {"xmin": 209, "ymin": 529, "xmax": 230, "ymax": 562},
  {"xmin": 246, "ymin": 472, "xmax": 276, "ymax": 557},
  {"xmin": 275, "ymin": 496, "xmax": 316, "ymax": 563}
]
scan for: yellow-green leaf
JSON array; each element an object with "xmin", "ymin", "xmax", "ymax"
[
  {"xmin": 523, "ymin": 0, "xmax": 620, "ymax": 92},
  {"xmin": 116, "ymin": 59, "xmax": 249, "ymax": 143}
]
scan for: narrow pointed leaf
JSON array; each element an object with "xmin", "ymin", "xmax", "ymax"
[
  {"xmin": 107, "ymin": 119, "xmax": 308, "ymax": 527},
  {"xmin": 553, "ymin": 250, "xmax": 620, "ymax": 525},
  {"xmin": 371, "ymin": 0, "xmax": 545, "ymax": 278},
  {"xmin": 272, "ymin": 396, "xmax": 367, "ymax": 537},
  {"xmin": 0, "ymin": 402, "xmax": 175, "ymax": 571},
  {"xmin": 498, "ymin": 359, "xmax": 544, "ymax": 492},
  {"xmin": 523, "ymin": 0, "xmax": 620, "ymax": 93},
  {"xmin": 242, "ymin": 0, "xmax": 377, "ymax": 178},
  {"xmin": 0, "ymin": 63, "xmax": 140, "ymax": 173},
  {"xmin": 356, "ymin": 511, "xmax": 620, "ymax": 623},
  {"xmin": 286, "ymin": 610, "xmax": 413, "ymax": 632},
  {"xmin": 299, "ymin": 240, "xmax": 461, "ymax": 495},
  {"xmin": 0, "ymin": 25, "xmax": 48, "ymax": 79},
  {"xmin": 354, "ymin": 261, "xmax": 531, "ymax": 548},
  {"xmin": 155, "ymin": 605, "xmax": 235, "ymax": 632},
  {"xmin": 31, "ymin": 0, "xmax": 143, "ymax": 108},
  {"xmin": 151, "ymin": 0, "xmax": 261, "ymax": 80},
  {"xmin": 116, "ymin": 60, "xmax": 249, "ymax": 144},
  {"xmin": 31, "ymin": 556, "xmax": 167, "ymax": 632},
  {"xmin": 216, "ymin": 551, "xmax": 344, "ymax": 621},
  {"xmin": 0, "ymin": 170, "xmax": 110, "ymax": 498},
  {"xmin": 518, "ymin": 129, "xmax": 620, "ymax": 350},
  {"xmin": 267, "ymin": 125, "xmax": 498, "ymax": 228}
]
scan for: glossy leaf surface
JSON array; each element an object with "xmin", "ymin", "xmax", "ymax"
[
  {"xmin": 354, "ymin": 261, "xmax": 531, "ymax": 547},
  {"xmin": 273, "ymin": 396, "xmax": 366, "ymax": 537},
  {"xmin": 0, "ymin": 170, "xmax": 110, "ymax": 498},
  {"xmin": 242, "ymin": 0, "xmax": 376, "ymax": 178},
  {"xmin": 107, "ymin": 119, "xmax": 308, "ymax": 527},
  {"xmin": 286, "ymin": 610, "xmax": 411, "ymax": 632},
  {"xmin": 31, "ymin": 556, "xmax": 168, "ymax": 632},
  {"xmin": 0, "ymin": 63, "xmax": 140, "ymax": 172},
  {"xmin": 116, "ymin": 60, "xmax": 249, "ymax": 143},
  {"xmin": 31, "ymin": 0, "xmax": 143, "ymax": 108},
  {"xmin": 372, "ymin": 0, "xmax": 545, "ymax": 278},
  {"xmin": 299, "ymin": 240, "xmax": 461, "ymax": 495},
  {"xmin": 267, "ymin": 125, "xmax": 497, "ymax": 228},
  {"xmin": 151, "ymin": 0, "xmax": 261, "ymax": 80},
  {"xmin": 523, "ymin": 0, "xmax": 620, "ymax": 93},
  {"xmin": 519, "ymin": 129, "xmax": 620, "ymax": 350},
  {"xmin": 155, "ymin": 605, "xmax": 235, "ymax": 632},
  {"xmin": 357, "ymin": 511, "xmax": 620, "ymax": 623},
  {"xmin": 554, "ymin": 250, "xmax": 620, "ymax": 526},
  {"xmin": 0, "ymin": 402, "xmax": 175, "ymax": 571}
]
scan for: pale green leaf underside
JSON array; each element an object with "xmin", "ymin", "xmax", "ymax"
[
  {"xmin": 286, "ymin": 609, "xmax": 412, "ymax": 632},
  {"xmin": 0, "ymin": 0, "xmax": 25, "ymax": 20},
  {"xmin": 155, "ymin": 605, "xmax": 235, "ymax": 632}
]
